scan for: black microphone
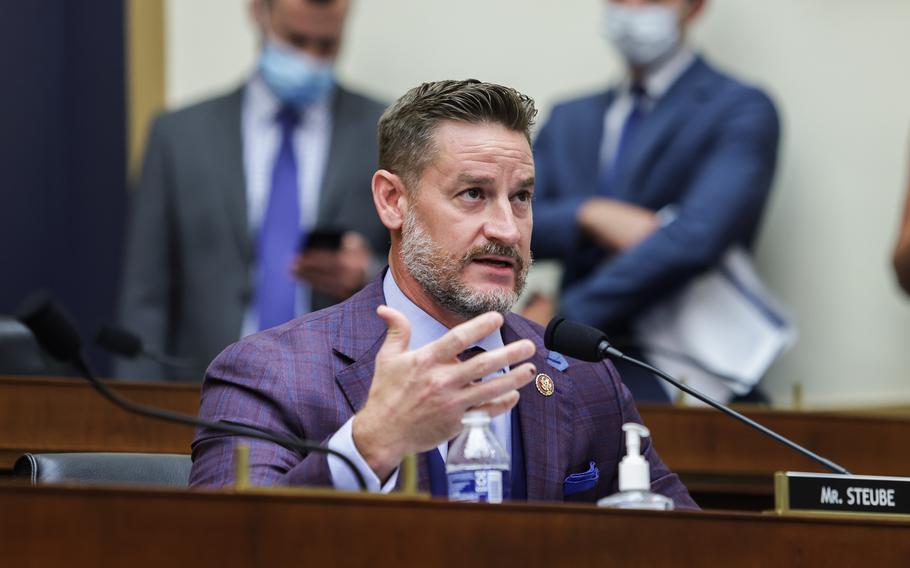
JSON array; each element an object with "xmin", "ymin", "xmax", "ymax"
[
  {"xmin": 16, "ymin": 292, "xmax": 368, "ymax": 490},
  {"xmin": 545, "ymin": 317, "xmax": 850, "ymax": 475},
  {"xmin": 96, "ymin": 324, "xmax": 198, "ymax": 371}
]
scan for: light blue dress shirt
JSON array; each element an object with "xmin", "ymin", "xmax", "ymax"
[{"xmin": 239, "ymin": 75, "xmax": 333, "ymax": 337}]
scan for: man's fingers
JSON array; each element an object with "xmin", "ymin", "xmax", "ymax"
[
  {"xmin": 376, "ymin": 305, "xmax": 411, "ymax": 357},
  {"xmin": 460, "ymin": 362, "xmax": 537, "ymax": 409},
  {"xmin": 296, "ymin": 263, "xmax": 337, "ymax": 277},
  {"xmin": 294, "ymin": 251, "xmax": 340, "ymax": 271},
  {"xmin": 425, "ymin": 312, "xmax": 504, "ymax": 363},
  {"xmin": 471, "ymin": 390, "xmax": 520, "ymax": 419},
  {"xmin": 297, "ymin": 271, "xmax": 338, "ymax": 289},
  {"xmin": 341, "ymin": 231, "xmax": 369, "ymax": 252},
  {"xmin": 450, "ymin": 339, "xmax": 535, "ymax": 386},
  {"xmin": 293, "ymin": 272, "xmax": 336, "ymax": 295}
]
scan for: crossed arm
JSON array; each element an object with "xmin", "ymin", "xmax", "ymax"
[{"xmin": 533, "ymin": 91, "xmax": 780, "ymax": 328}]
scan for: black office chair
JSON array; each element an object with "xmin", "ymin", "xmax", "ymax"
[
  {"xmin": 14, "ymin": 452, "xmax": 193, "ymax": 487},
  {"xmin": 0, "ymin": 315, "xmax": 71, "ymax": 376}
]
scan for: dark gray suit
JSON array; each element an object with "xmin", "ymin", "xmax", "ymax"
[{"xmin": 117, "ymin": 84, "xmax": 387, "ymax": 381}]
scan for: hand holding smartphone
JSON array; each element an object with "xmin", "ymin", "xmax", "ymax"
[
  {"xmin": 293, "ymin": 229, "xmax": 371, "ymax": 300},
  {"xmin": 298, "ymin": 229, "xmax": 344, "ymax": 252}
]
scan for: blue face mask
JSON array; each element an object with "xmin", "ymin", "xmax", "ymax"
[{"xmin": 258, "ymin": 40, "xmax": 335, "ymax": 107}]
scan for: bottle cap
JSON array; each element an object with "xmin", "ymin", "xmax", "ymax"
[
  {"xmin": 618, "ymin": 422, "xmax": 650, "ymax": 492},
  {"xmin": 462, "ymin": 410, "xmax": 491, "ymax": 426}
]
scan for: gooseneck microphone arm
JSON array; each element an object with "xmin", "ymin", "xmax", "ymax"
[
  {"xmin": 17, "ymin": 294, "xmax": 368, "ymax": 491},
  {"xmin": 69, "ymin": 355, "xmax": 369, "ymax": 490},
  {"xmin": 96, "ymin": 324, "xmax": 198, "ymax": 371},
  {"xmin": 615, "ymin": 350, "xmax": 849, "ymax": 475},
  {"xmin": 545, "ymin": 317, "xmax": 850, "ymax": 476}
]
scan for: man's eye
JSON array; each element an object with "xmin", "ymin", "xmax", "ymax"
[
  {"xmin": 513, "ymin": 191, "xmax": 532, "ymax": 202},
  {"xmin": 317, "ymin": 39, "xmax": 338, "ymax": 55},
  {"xmin": 464, "ymin": 188, "xmax": 483, "ymax": 200},
  {"xmin": 288, "ymin": 34, "xmax": 310, "ymax": 49}
]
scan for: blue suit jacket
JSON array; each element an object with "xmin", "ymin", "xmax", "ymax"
[
  {"xmin": 532, "ymin": 56, "xmax": 780, "ymax": 331},
  {"xmin": 188, "ymin": 275, "xmax": 697, "ymax": 508}
]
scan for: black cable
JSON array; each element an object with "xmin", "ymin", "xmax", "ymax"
[
  {"xmin": 71, "ymin": 355, "xmax": 369, "ymax": 490},
  {"xmin": 18, "ymin": 292, "xmax": 368, "ymax": 491},
  {"xmin": 616, "ymin": 352, "xmax": 850, "ymax": 475}
]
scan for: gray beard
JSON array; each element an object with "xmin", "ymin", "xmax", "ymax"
[{"xmin": 400, "ymin": 211, "xmax": 531, "ymax": 320}]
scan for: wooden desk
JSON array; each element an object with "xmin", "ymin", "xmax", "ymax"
[
  {"xmin": 640, "ymin": 404, "xmax": 910, "ymax": 476},
  {"xmin": 4, "ymin": 375, "xmax": 910, "ymax": 510},
  {"xmin": 639, "ymin": 403, "xmax": 910, "ymax": 509},
  {"xmin": 2, "ymin": 484, "xmax": 909, "ymax": 566},
  {"xmin": 0, "ymin": 375, "xmax": 198, "ymax": 468}
]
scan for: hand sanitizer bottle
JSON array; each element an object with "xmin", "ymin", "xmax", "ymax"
[
  {"xmin": 446, "ymin": 411, "xmax": 510, "ymax": 503},
  {"xmin": 598, "ymin": 423, "xmax": 674, "ymax": 511}
]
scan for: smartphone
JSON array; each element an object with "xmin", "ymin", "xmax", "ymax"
[{"xmin": 298, "ymin": 229, "xmax": 344, "ymax": 252}]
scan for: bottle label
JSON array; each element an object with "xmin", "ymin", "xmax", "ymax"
[{"xmin": 447, "ymin": 469, "xmax": 510, "ymax": 504}]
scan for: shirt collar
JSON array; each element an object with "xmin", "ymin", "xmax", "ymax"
[
  {"xmin": 622, "ymin": 45, "xmax": 696, "ymax": 102},
  {"xmin": 382, "ymin": 270, "xmax": 505, "ymax": 353},
  {"xmin": 244, "ymin": 74, "xmax": 331, "ymax": 128}
]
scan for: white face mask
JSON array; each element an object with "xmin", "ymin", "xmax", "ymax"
[{"xmin": 603, "ymin": 3, "xmax": 682, "ymax": 67}]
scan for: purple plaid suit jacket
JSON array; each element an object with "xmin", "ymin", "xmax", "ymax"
[{"xmin": 189, "ymin": 276, "xmax": 697, "ymax": 508}]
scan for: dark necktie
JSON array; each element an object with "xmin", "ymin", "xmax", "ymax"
[
  {"xmin": 601, "ymin": 83, "xmax": 648, "ymax": 194},
  {"xmin": 255, "ymin": 105, "xmax": 301, "ymax": 331},
  {"xmin": 459, "ymin": 346, "xmax": 486, "ymax": 378}
]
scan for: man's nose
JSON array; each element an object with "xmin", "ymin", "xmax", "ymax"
[{"xmin": 482, "ymin": 201, "xmax": 521, "ymax": 245}]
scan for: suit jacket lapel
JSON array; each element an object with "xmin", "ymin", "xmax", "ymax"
[
  {"xmin": 331, "ymin": 276, "xmax": 438, "ymax": 491},
  {"xmin": 332, "ymin": 276, "xmax": 387, "ymax": 413},
  {"xmin": 503, "ymin": 315, "xmax": 573, "ymax": 501},
  {"xmin": 318, "ymin": 87, "xmax": 358, "ymax": 223},
  {"xmin": 614, "ymin": 58, "xmax": 714, "ymax": 201},
  {"xmin": 571, "ymin": 91, "xmax": 613, "ymax": 198},
  {"xmin": 332, "ymin": 286, "xmax": 574, "ymax": 496},
  {"xmin": 212, "ymin": 87, "xmax": 252, "ymax": 264}
]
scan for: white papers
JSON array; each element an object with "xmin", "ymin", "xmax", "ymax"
[{"xmin": 633, "ymin": 246, "xmax": 797, "ymax": 405}]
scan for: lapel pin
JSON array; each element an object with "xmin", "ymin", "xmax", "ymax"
[{"xmin": 535, "ymin": 373, "xmax": 555, "ymax": 397}]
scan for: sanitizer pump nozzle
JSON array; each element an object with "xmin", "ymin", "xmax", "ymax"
[
  {"xmin": 618, "ymin": 423, "xmax": 650, "ymax": 492},
  {"xmin": 597, "ymin": 422, "xmax": 675, "ymax": 511}
]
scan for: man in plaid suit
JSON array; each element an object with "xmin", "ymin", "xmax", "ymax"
[{"xmin": 189, "ymin": 79, "xmax": 696, "ymax": 508}]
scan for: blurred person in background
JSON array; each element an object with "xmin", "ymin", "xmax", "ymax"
[
  {"xmin": 892, "ymin": 141, "xmax": 910, "ymax": 294},
  {"xmin": 530, "ymin": 0, "xmax": 780, "ymax": 401},
  {"xmin": 117, "ymin": 0, "xmax": 387, "ymax": 381}
]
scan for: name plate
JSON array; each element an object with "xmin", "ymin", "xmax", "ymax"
[{"xmin": 775, "ymin": 471, "xmax": 910, "ymax": 518}]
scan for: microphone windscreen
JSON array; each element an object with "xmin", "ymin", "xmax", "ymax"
[
  {"xmin": 544, "ymin": 317, "xmax": 607, "ymax": 362},
  {"xmin": 16, "ymin": 291, "xmax": 83, "ymax": 362},
  {"xmin": 96, "ymin": 325, "xmax": 143, "ymax": 358}
]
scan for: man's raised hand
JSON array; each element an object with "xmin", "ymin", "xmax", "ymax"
[{"xmin": 352, "ymin": 306, "xmax": 536, "ymax": 481}]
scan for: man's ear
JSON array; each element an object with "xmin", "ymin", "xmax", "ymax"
[
  {"xmin": 684, "ymin": 0, "xmax": 706, "ymax": 22},
  {"xmin": 372, "ymin": 170, "xmax": 409, "ymax": 231},
  {"xmin": 249, "ymin": 0, "xmax": 267, "ymax": 28}
]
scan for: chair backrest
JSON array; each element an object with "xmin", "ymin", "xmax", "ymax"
[
  {"xmin": 0, "ymin": 316, "xmax": 70, "ymax": 376},
  {"xmin": 14, "ymin": 452, "xmax": 193, "ymax": 487}
]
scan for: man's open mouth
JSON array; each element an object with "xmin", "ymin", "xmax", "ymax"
[{"xmin": 472, "ymin": 256, "xmax": 517, "ymax": 269}]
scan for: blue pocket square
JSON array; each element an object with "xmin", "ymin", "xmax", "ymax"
[{"xmin": 563, "ymin": 461, "xmax": 599, "ymax": 496}]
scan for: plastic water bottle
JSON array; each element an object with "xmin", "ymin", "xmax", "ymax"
[
  {"xmin": 446, "ymin": 411, "xmax": 510, "ymax": 503},
  {"xmin": 598, "ymin": 423, "xmax": 674, "ymax": 511}
]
